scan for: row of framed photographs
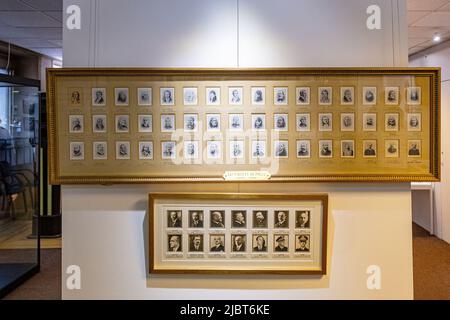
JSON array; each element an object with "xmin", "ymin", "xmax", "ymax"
[
  {"xmin": 165, "ymin": 232, "xmax": 311, "ymax": 255},
  {"xmin": 68, "ymin": 112, "xmax": 423, "ymax": 134},
  {"xmin": 166, "ymin": 208, "xmax": 311, "ymax": 229},
  {"xmin": 69, "ymin": 138, "xmax": 422, "ymax": 161},
  {"xmin": 75, "ymin": 85, "xmax": 422, "ymax": 107}
]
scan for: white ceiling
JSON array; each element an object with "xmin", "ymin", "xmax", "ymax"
[
  {"xmin": 0, "ymin": 0, "xmax": 448, "ymax": 61},
  {"xmin": 408, "ymin": 0, "xmax": 450, "ymax": 55},
  {"xmin": 0, "ymin": 0, "xmax": 62, "ymax": 61}
]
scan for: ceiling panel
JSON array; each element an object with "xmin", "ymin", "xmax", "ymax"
[
  {"xmin": 43, "ymin": 10, "xmax": 61, "ymax": 22},
  {"xmin": 407, "ymin": 0, "xmax": 450, "ymax": 11},
  {"xmin": 408, "ymin": 38, "xmax": 429, "ymax": 47},
  {"xmin": 413, "ymin": 12, "xmax": 450, "ymax": 27},
  {"xmin": 407, "ymin": 11, "xmax": 431, "ymax": 25},
  {"xmin": 9, "ymin": 38, "xmax": 60, "ymax": 48},
  {"xmin": 0, "ymin": 11, "xmax": 61, "ymax": 27},
  {"xmin": 408, "ymin": 26, "xmax": 450, "ymax": 38},
  {"xmin": 0, "ymin": 25, "xmax": 61, "ymax": 38},
  {"xmin": 21, "ymin": 0, "xmax": 63, "ymax": 11},
  {"xmin": 0, "ymin": 0, "xmax": 33, "ymax": 11}
]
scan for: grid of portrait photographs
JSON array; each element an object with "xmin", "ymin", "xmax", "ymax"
[
  {"xmin": 164, "ymin": 207, "xmax": 313, "ymax": 258},
  {"xmin": 67, "ymin": 84, "xmax": 426, "ymax": 162}
]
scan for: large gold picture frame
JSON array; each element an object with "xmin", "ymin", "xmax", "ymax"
[
  {"xmin": 47, "ymin": 68, "xmax": 440, "ymax": 184},
  {"xmin": 149, "ymin": 193, "xmax": 328, "ymax": 275}
]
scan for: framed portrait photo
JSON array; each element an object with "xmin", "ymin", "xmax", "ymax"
[
  {"xmin": 69, "ymin": 115, "xmax": 84, "ymax": 133},
  {"xmin": 340, "ymin": 113, "xmax": 355, "ymax": 132},
  {"xmin": 184, "ymin": 140, "xmax": 199, "ymax": 159},
  {"xmin": 114, "ymin": 88, "xmax": 129, "ymax": 106},
  {"xmin": 251, "ymin": 114, "xmax": 266, "ymax": 131},
  {"xmin": 296, "ymin": 113, "xmax": 310, "ymax": 132},
  {"xmin": 251, "ymin": 140, "xmax": 266, "ymax": 159},
  {"xmin": 138, "ymin": 115, "xmax": 153, "ymax": 133},
  {"xmin": 139, "ymin": 141, "xmax": 154, "ymax": 160},
  {"xmin": 69, "ymin": 142, "xmax": 84, "ymax": 160},
  {"xmin": 137, "ymin": 87, "xmax": 152, "ymax": 106},
  {"xmin": 408, "ymin": 140, "xmax": 421, "ymax": 158},
  {"xmin": 229, "ymin": 87, "xmax": 243, "ymax": 105},
  {"xmin": 93, "ymin": 141, "xmax": 107, "ymax": 160},
  {"xmin": 115, "ymin": 141, "xmax": 130, "ymax": 160},
  {"xmin": 69, "ymin": 88, "xmax": 82, "ymax": 106},
  {"xmin": 319, "ymin": 140, "xmax": 333, "ymax": 158},
  {"xmin": 385, "ymin": 87, "xmax": 399, "ymax": 105},
  {"xmin": 296, "ymin": 87, "xmax": 310, "ymax": 105},
  {"xmin": 184, "ymin": 114, "xmax": 198, "ymax": 132},
  {"xmin": 407, "ymin": 113, "xmax": 422, "ymax": 132},
  {"xmin": 362, "ymin": 87, "xmax": 377, "ymax": 105},
  {"xmin": 183, "ymin": 87, "xmax": 198, "ymax": 106},
  {"xmin": 340, "ymin": 87, "xmax": 354, "ymax": 105},
  {"xmin": 341, "ymin": 140, "xmax": 355, "ymax": 158},
  {"xmin": 161, "ymin": 141, "xmax": 176, "ymax": 160},
  {"xmin": 229, "ymin": 114, "xmax": 244, "ymax": 132},
  {"xmin": 229, "ymin": 140, "xmax": 244, "ymax": 159},
  {"xmin": 274, "ymin": 87, "xmax": 288, "ymax": 105},
  {"xmin": 407, "ymin": 86, "xmax": 421, "ymax": 105},
  {"xmin": 385, "ymin": 113, "xmax": 399, "ymax": 132},
  {"xmin": 160, "ymin": 87, "xmax": 175, "ymax": 106},
  {"xmin": 206, "ymin": 87, "xmax": 221, "ymax": 105},
  {"xmin": 297, "ymin": 140, "xmax": 311, "ymax": 158},
  {"xmin": 160, "ymin": 114, "xmax": 175, "ymax": 133},
  {"xmin": 92, "ymin": 87, "xmax": 106, "ymax": 107},
  {"xmin": 206, "ymin": 140, "xmax": 222, "ymax": 160},
  {"xmin": 251, "ymin": 87, "xmax": 265, "ymax": 105},
  {"xmin": 362, "ymin": 113, "xmax": 377, "ymax": 132},
  {"xmin": 318, "ymin": 113, "xmax": 332, "ymax": 132},
  {"xmin": 385, "ymin": 140, "xmax": 399, "ymax": 158},
  {"xmin": 206, "ymin": 114, "xmax": 221, "ymax": 132},
  {"xmin": 92, "ymin": 115, "xmax": 107, "ymax": 133},
  {"xmin": 318, "ymin": 87, "xmax": 332, "ymax": 105},
  {"xmin": 274, "ymin": 113, "xmax": 288, "ymax": 132},
  {"xmin": 363, "ymin": 140, "xmax": 377, "ymax": 158},
  {"xmin": 115, "ymin": 115, "xmax": 129, "ymax": 133},
  {"xmin": 274, "ymin": 140, "xmax": 289, "ymax": 158}
]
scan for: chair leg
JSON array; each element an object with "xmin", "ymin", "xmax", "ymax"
[{"xmin": 22, "ymin": 191, "xmax": 28, "ymax": 213}]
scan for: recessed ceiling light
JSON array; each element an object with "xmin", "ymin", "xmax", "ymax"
[{"xmin": 433, "ymin": 35, "xmax": 441, "ymax": 42}]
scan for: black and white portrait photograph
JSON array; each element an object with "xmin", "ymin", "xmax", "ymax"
[
  {"xmin": 408, "ymin": 140, "xmax": 421, "ymax": 157},
  {"xmin": 231, "ymin": 210, "xmax": 247, "ymax": 228},
  {"xmin": 229, "ymin": 87, "xmax": 243, "ymax": 105},
  {"xmin": 115, "ymin": 88, "xmax": 129, "ymax": 106},
  {"xmin": 319, "ymin": 140, "xmax": 333, "ymax": 158},
  {"xmin": 274, "ymin": 140, "xmax": 289, "ymax": 158},
  {"xmin": 340, "ymin": 87, "xmax": 354, "ymax": 105},
  {"xmin": 184, "ymin": 114, "xmax": 198, "ymax": 132},
  {"xmin": 229, "ymin": 114, "xmax": 244, "ymax": 131},
  {"xmin": 209, "ymin": 234, "xmax": 225, "ymax": 252},
  {"xmin": 69, "ymin": 115, "xmax": 84, "ymax": 133},
  {"xmin": 138, "ymin": 115, "xmax": 153, "ymax": 133},
  {"xmin": 93, "ymin": 141, "xmax": 107, "ymax": 160},
  {"xmin": 362, "ymin": 113, "xmax": 377, "ymax": 131},
  {"xmin": 167, "ymin": 210, "xmax": 182, "ymax": 228},
  {"xmin": 385, "ymin": 113, "xmax": 399, "ymax": 131},
  {"xmin": 274, "ymin": 114, "xmax": 288, "ymax": 131},
  {"xmin": 297, "ymin": 140, "xmax": 311, "ymax": 158},
  {"xmin": 295, "ymin": 234, "xmax": 310, "ymax": 252},
  {"xmin": 296, "ymin": 113, "xmax": 310, "ymax": 132},
  {"xmin": 363, "ymin": 87, "xmax": 377, "ymax": 105},
  {"xmin": 188, "ymin": 234, "xmax": 204, "ymax": 252},
  {"xmin": 252, "ymin": 234, "xmax": 268, "ymax": 252},
  {"xmin": 274, "ymin": 235, "xmax": 289, "ymax": 252},
  {"xmin": 274, "ymin": 210, "xmax": 289, "ymax": 228},
  {"xmin": 340, "ymin": 113, "xmax": 355, "ymax": 132},
  {"xmin": 183, "ymin": 87, "xmax": 198, "ymax": 105},
  {"xmin": 319, "ymin": 113, "xmax": 332, "ymax": 131},
  {"xmin": 363, "ymin": 140, "xmax": 377, "ymax": 158},
  {"xmin": 160, "ymin": 87, "xmax": 175, "ymax": 106},
  {"xmin": 251, "ymin": 87, "xmax": 265, "ymax": 105},
  {"xmin": 92, "ymin": 88, "xmax": 106, "ymax": 106},
  {"xmin": 167, "ymin": 234, "xmax": 182, "ymax": 252},
  {"xmin": 407, "ymin": 113, "xmax": 422, "ymax": 131},
  {"xmin": 115, "ymin": 115, "xmax": 129, "ymax": 133},
  {"xmin": 253, "ymin": 210, "xmax": 268, "ymax": 228},
  {"xmin": 385, "ymin": 87, "xmax": 399, "ymax": 105},
  {"xmin": 274, "ymin": 87, "xmax": 288, "ymax": 105},
  {"xmin": 161, "ymin": 141, "xmax": 176, "ymax": 160},
  {"xmin": 206, "ymin": 114, "xmax": 221, "ymax": 132},
  {"xmin": 318, "ymin": 87, "xmax": 332, "ymax": 105},
  {"xmin": 184, "ymin": 140, "xmax": 199, "ymax": 159},
  {"xmin": 251, "ymin": 114, "xmax": 266, "ymax": 131},
  {"xmin": 206, "ymin": 87, "xmax": 220, "ymax": 105},
  {"xmin": 92, "ymin": 115, "xmax": 107, "ymax": 133},
  {"xmin": 137, "ymin": 87, "xmax": 152, "ymax": 106},
  {"xmin": 295, "ymin": 210, "xmax": 311, "ymax": 229},
  {"xmin": 407, "ymin": 86, "xmax": 421, "ymax": 105},
  {"xmin": 296, "ymin": 87, "xmax": 310, "ymax": 105},
  {"xmin": 161, "ymin": 114, "xmax": 175, "ymax": 132},
  {"xmin": 70, "ymin": 142, "xmax": 84, "ymax": 160},
  {"xmin": 385, "ymin": 140, "xmax": 399, "ymax": 158},
  {"xmin": 139, "ymin": 141, "xmax": 153, "ymax": 160},
  {"xmin": 210, "ymin": 210, "xmax": 225, "ymax": 228},
  {"xmin": 231, "ymin": 234, "xmax": 246, "ymax": 252},
  {"xmin": 115, "ymin": 141, "xmax": 130, "ymax": 160},
  {"xmin": 341, "ymin": 140, "xmax": 355, "ymax": 158},
  {"xmin": 189, "ymin": 210, "xmax": 204, "ymax": 228},
  {"xmin": 70, "ymin": 89, "xmax": 82, "ymax": 105},
  {"xmin": 207, "ymin": 140, "xmax": 222, "ymax": 159},
  {"xmin": 251, "ymin": 140, "xmax": 266, "ymax": 159}
]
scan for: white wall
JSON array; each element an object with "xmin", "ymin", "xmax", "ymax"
[
  {"xmin": 410, "ymin": 40, "xmax": 450, "ymax": 243},
  {"xmin": 62, "ymin": 0, "xmax": 413, "ymax": 299}
]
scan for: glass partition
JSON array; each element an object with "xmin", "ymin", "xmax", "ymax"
[{"xmin": 0, "ymin": 74, "xmax": 40, "ymax": 297}]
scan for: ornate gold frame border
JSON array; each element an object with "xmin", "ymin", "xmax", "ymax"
[
  {"xmin": 47, "ymin": 67, "xmax": 441, "ymax": 184},
  {"xmin": 148, "ymin": 192, "xmax": 328, "ymax": 275}
]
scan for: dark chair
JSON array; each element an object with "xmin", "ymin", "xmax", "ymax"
[{"xmin": 0, "ymin": 161, "xmax": 28, "ymax": 219}]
